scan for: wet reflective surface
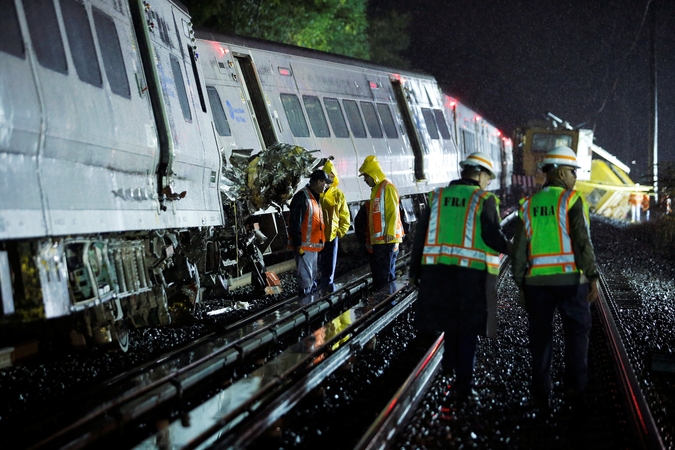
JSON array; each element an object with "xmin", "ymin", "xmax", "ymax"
[{"xmin": 135, "ymin": 282, "xmax": 406, "ymax": 449}]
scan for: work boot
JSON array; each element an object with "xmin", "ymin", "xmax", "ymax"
[
  {"xmin": 457, "ymin": 387, "xmax": 479, "ymax": 404},
  {"xmin": 564, "ymin": 389, "xmax": 589, "ymax": 414},
  {"xmin": 532, "ymin": 391, "xmax": 551, "ymax": 412}
]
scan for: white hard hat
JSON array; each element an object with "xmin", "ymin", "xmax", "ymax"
[
  {"xmin": 459, "ymin": 152, "xmax": 496, "ymax": 179},
  {"xmin": 537, "ymin": 146, "xmax": 581, "ymax": 169}
]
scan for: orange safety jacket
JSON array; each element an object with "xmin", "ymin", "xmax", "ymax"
[
  {"xmin": 629, "ymin": 193, "xmax": 643, "ymax": 206},
  {"xmin": 519, "ymin": 187, "xmax": 580, "ymax": 277},
  {"xmin": 369, "ymin": 179, "xmax": 404, "ymax": 244},
  {"xmin": 290, "ymin": 187, "xmax": 324, "ymax": 252}
]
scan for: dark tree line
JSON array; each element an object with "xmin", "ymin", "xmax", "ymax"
[{"xmin": 182, "ymin": 0, "xmax": 410, "ymax": 68}]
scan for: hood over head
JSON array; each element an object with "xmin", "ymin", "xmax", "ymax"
[
  {"xmin": 323, "ymin": 160, "xmax": 340, "ymax": 187},
  {"xmin": 358, "ymin": 155, "xmax": 386, "ymax": 184}
]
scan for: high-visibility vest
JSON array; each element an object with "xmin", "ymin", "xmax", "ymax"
[
  {"xmin": 519, "ymin": 186, "xmax": 581, "ymax": 277},
  {"xmin": 421, "ymin": 185, "xmax": 500, "ymax": 274},
  {"xmin": 369, "ymin": 179, "xmax": 404, "ymax": 243},
  {"xmin": 293, "ymin": 187, "xmax": 324, "ymax": 252}
]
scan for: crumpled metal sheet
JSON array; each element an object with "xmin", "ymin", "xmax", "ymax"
[{"xmin": 221, "ymin": 143, "xmax": 321, "ymax": 213}]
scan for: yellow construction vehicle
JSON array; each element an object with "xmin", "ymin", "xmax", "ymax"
[{"xmin": 513, "ymin": 113, "xmax": 650, "ymax": 221}]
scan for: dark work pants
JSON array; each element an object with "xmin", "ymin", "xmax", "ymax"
[
  {"xmin": 524, "ymin": 283, "xmax": 591, "ymax": 398},
  {"xmin": 443, "ymin": 332, "xmax": 478, "ymax": 393},
  {"xmin": 319, "ymin": 237, "xmax": 338, "ymax": 293},
  {"xmin": 370, "ymin": 243, "xmax": 398, "ymax": 293}
]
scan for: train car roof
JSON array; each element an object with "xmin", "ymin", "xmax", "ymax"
[
  {"xmin": 171, "ymin": 0, "xmax": 189, "ymax": 14},
  {"xmin": 195, "ymin": 28, "xmax": 435, "ymax": 82}
]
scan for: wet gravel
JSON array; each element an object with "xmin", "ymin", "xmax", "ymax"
[
  {"xmin": 593, "ymin": 216, "xmax": 675, "ymax": 448},
  {"xmin": 248, "ymin": 310, "xmax": 432, "ymax": 450},
  {"xmin": 392, "ymin": 215, "xmax": 675, "ymax": 449},
  {"xmin": 1, "ymin": 216, "xmax": 674, "ymax": 449},
  {"xmin": 0, "ymin": 272, "xmax": 298, "ymax": 432},
  {"xmin": 0, "ymin": 250, "xmax": 365, "ymax": 435}
]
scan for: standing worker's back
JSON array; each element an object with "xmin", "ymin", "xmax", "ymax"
[
  {"xmin": 358, "ymin": 155, "xmax": 404, "ymax": 293},
  {"xmin": 409, "ymin": 152, "xmax": 511, "ymax": 402},
  {"xmin": 512, "ymin": 145, "xmax": 599, "ymax": 411}
]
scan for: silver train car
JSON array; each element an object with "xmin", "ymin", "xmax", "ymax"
[{"xmin": 0, "ymin": 0, "xmax": 513, "ymax": 353}]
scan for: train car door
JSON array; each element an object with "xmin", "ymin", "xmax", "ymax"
[
  {"xmin": 232, "ymin": 54, "xmax": 277, "ymax": 149},
  {"xmin": 391, "ymin": 79, "xmax": 426, "ymax": 181},
  {"xmin": 194, "ymin": 39, "xmax": 263, "ymax": 163}
]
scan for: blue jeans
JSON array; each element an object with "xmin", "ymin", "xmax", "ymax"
[
  {"xmin": 319, "ymin": 237, "xmax": 338, "ymax": 293},
  {"xmin": 524, "ymin": 283, "xmax": 592, "ymax": 397},
  {"xmin": 294, "ymin": 250, "xmax": 319, "ymax": 295},
  {"xmin": 370, "ymin": 243, "xmax": 398, "ymax": 293}
]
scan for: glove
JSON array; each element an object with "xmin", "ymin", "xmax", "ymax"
[
  {"xmin": 587, "ymin": 279, "xmax": 599, "ymax": 303},
  {"xmin": 298, "ymin": 248, "xmax": 305, "ymax": 256}
]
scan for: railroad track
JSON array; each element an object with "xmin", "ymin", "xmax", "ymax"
[
  {"xmin": 597, "ymin": 272, "xmax": 665, "ymax": 449},
  {"xmin": 11, "ymin": 263, "xmax": 380, "ymax": 450},
  {"xmin": 9, "ymin": 251, "xmax": 667, "ymax": 449},
  {"xmin": 189, "ymin": 260, "xmax": 664, "ymax": 450}
]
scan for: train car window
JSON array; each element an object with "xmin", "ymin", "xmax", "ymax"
[
  {"xmin": 302, "ymin": 95, "xmax": 330, "ymax": 138},
  {"xmin": 170, "ymin": 55, "xmax": 192, "ymax": 122},
  {"xmin": 531, "ymin": 133, "xmax": 573, "ymax": 153},
  {"xmin": 61, "ymin": 0, "xmax": 102, "ymax": 87},
  {"xmin": 323, "ymin": 98, "xmax": 349, "ymax": 138},
  {"xmin": 461, "ymin": 129, "xmax": 476, "ymax": 155},
  {"xmin": 206, "ymin": 86, "xmax": 232, "ymax": 136},
  {"xmin": 360, "ymin": 102, "xmax": 383, "ymax": 139},
  {"xmin": 24, "ymin": 0, "xmax": 68, "ymax": 74},
  {"xmin": 491, "ymin": 143, "xmax": 500, "ymax": 162},
  {"xmin": 280, "ymin": 93, "xmax": 310, "ymax": 137},
  {"xmin": 0, "ymin": 0, "xmax": 25, "ymax": 58},
  {"xmin": 92, "ymin": 8, "xmax": 130, "ymax": 98},
  {"xmin": 433, "ymin": 109, "xmax": 451, "ymax": 140},
  {"xmin": 376, "ymin": 103, "xmax": 398, "ymax": 139},
  {"xmin": 421, "ymin": 108, "xmax": 439, "ymax": 140},
  {"xmin": 343, "ymin": 100, "xmax": 367, "ymax": 138}
]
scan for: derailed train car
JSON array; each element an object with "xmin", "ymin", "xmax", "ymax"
[{"xmin": 0, "ymin": 0, "xmax": 512, "ymax": 353}]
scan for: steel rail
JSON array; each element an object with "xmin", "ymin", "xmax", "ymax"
[
  {"xmin": 354, "ymin": 333, "xmax": 444, "ymax": 450},
  {"xmin": 191, "ymin": 286, "xmax": 418, "ymax": 450},
  {"xmin": 23, "ymin": 272, "xmax": 373, "ymax": 450},
  {"xmin": 596, "ymin": 272, "xmax": 665, "ymax": 449},
  {"xmin": 353, "ymin": 252, "xmax": 512, "ymax": 448}
]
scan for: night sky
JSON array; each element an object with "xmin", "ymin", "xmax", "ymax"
[{"xmin": 371, "ymin": 0, "xmax": 675, "ymax": 180}]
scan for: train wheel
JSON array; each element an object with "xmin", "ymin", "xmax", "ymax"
[{"xmin": 112, "ymin": 319, "xmax": 130, "ymax": 353}]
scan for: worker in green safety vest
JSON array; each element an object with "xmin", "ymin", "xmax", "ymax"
[
  {"xmin": 409, "ymin": 152, "xmax": 512, "ymax": 403},
  {"xmin": 512, "ymin": 145, "xmax": 599, "ymax": 411}
]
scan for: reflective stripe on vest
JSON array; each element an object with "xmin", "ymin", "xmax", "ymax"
[
  {"xmin": 422, "ymin": 186, "xmax": 499, "ymax": 273},
  {"xmin": 370, "ymin": 179, "xmax": 403, "ymax": 243},
  {"xmin": 520, "ymin": 188, "xmax": 578, "ymax": 276},
  {"xmin": 300, "ymin": 187, "xmax": 324, "ymax": 251}
]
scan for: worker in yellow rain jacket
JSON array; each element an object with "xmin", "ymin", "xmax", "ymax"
[
  {"xmin": 358, "ymin": 155, "xmax": 404, "ymax": 292},
  {"xmin": 288, "ymin": 170, "xmax": 329, "ymax": 296},
  {"xmin": 409, "ymin": 152, "xmax": 511, "ymax": 402},
  {"xmin": 319, "ymin": 160, "xmax": 351, "ymax": 294},
  {"xmin": 512, "ymin": 145, "xmax": 599, "ymax": 411}
]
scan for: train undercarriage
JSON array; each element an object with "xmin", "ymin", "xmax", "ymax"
[{"xmin": 0, "ymin": 203, "xmax": 287, "ymax": 355}]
